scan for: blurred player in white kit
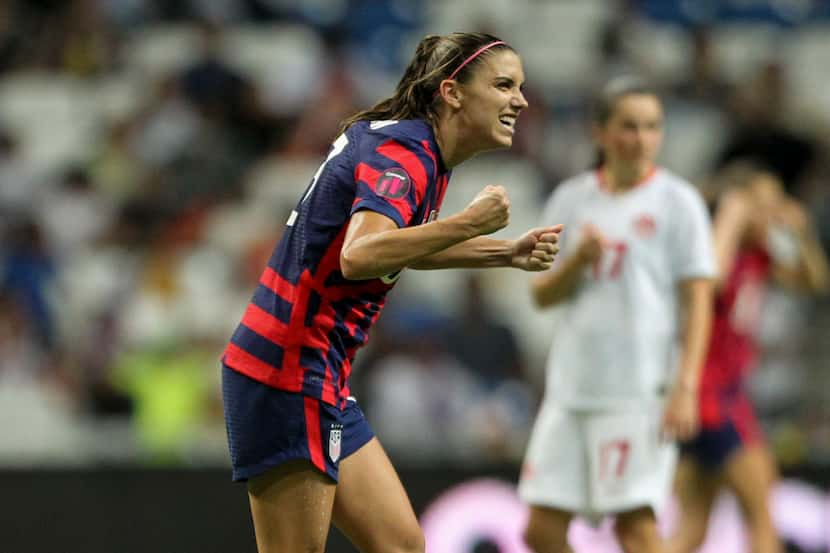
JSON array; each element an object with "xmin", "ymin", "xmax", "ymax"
[{"xmin": 519, "ymin": 77, "xmax": 716, "ymax": 553}]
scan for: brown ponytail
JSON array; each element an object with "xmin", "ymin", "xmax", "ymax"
[{"xmin": 339, "ymin": 32, "xmax": 513, "ymax": 132}]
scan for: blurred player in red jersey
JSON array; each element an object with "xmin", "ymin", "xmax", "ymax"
[
  {"xmin": 670, "ymin": 163, "xmax": 830, "ymax": 553},
  {"xmin": 221, "ymin": 32, "xmax": 563, "ymax": 553}
]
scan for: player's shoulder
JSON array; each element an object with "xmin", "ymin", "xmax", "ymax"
[
  {"xmin": 548, "ymin": 170, "xmax": 598, "ymax": 201},
  {"xmin": 560, "ymin": 170, "xmax": 597, "ymax": 189},
  {"xmin": 653, "ymin": 168, "xmax": 706, "ymax": 204},
  {"xmin": 351, "ymin": 119, "xmax": 434, "ymax": 148},
  {"xmin": 653, "ymin": 168, "xmax": 698, "ymax": 194}
]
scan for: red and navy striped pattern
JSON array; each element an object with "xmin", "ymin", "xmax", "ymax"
[
  {"xmin": 700, "ymin": 246, "xmax": 771, "ymax": 395},
  {"xmin": 223, "ymin": 120, "xmax": 450, "ymax": 408}
]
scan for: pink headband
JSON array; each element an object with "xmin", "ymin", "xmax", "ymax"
[{"xmin": 446, "ymin": 40, "xmax": 506, "ymax": 81}]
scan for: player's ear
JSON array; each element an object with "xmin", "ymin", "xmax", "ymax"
[{"xmin": 438, "ymin": 79, "xmax": 463, "ymax": 109}]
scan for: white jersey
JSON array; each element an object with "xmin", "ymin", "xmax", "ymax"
[{"xmin": 540, "ymin": 168, "xmax": 715, "ymax": 409}]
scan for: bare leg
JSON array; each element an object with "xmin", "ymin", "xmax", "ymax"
[
  {"xmin": 667, "ymin": 456, "xmax": 720, "ymax": 553},
  {"xmin": 332, "ymin": 437, "xmax": 424, "ymax": 553},
  {"xmin": 523, "ymin": 505, "xmax": 574, "ymax": 553},
  {"xmin": 614, "ymin": 506, "xmax": 664, "ymax": 553},
  {"xmin": 247, "ymin": 459, "xmax": 337, "ymax": 553},
  {"xmin": 723, "ymin": 444, "xmax": 782, "ymax": 553}
]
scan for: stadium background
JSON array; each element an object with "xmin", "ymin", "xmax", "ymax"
[{"xmin": 1, "ymin": 0, "xmax": 829, "ymax": 551}]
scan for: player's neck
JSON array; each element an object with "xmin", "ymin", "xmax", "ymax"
[
  {"xmin": 433, "ymin": 124, "xmax": 461, "ymax": 168},
  {"xmin": 601, "ymin": 162, "xmax": 655, "ymax": 193},
  {"xmin": 432, "ymin": 118, "xmax": 477, "ymax": 169}
]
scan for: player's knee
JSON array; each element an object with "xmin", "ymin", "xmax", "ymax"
[
  {"xmin": 523, "ymin": 522, "xmax": 568, "ymax": 553},
  {"xmin": 673, "ymin": 520, "xmax": 708, "ymax": 553},
  {"xmin": 615, "ymin": 525, "xmax": 656, "ymax": 553},
  {"xmin": 614, "ymin": 510, "xmax": 661, "ymax": 553}
]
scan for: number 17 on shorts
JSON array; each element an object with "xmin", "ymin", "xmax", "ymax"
[{"xmin": 585, "ymin": 411, "xmax": 676, "ymax": 513}]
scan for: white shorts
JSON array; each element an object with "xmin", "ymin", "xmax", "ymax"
[{"xmin": 518, "ymin": 402, "xmax": 676, "ymax": 520}]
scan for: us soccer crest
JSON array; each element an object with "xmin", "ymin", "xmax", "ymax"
[{"xmin": 329, "ymin": 426, "xmax": 342, "ymax": 463}]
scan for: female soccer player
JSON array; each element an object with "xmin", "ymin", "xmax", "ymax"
[
  {"xmin": 518, "ymin": 76, "xmax": 716, "ymax": 553},
  {"xmin": 221, "ymin": 32, "xmax": 562, "ymax": 553},
  {"xmin": 669, "ymin": 164, "xmax": 829, "ymax": 553}
]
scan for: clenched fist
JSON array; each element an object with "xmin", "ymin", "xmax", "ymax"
[
  {"xmin": 463, "ymin": 185, "xmax": 510, "ymax": 236},
  {"xmin": 510, "ymin": 225, "xmax": 564, "ymax": 271}
]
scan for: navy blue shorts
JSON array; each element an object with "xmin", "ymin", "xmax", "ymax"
[
  {"xmin": 222, "ymin": 364, "xmax": 374, "ymax": 482},
  {"xmin": 681, "ymin": 386, "xmax": 762, "ymax": 471},
  {"xmin": 681, "ymin": 421, "xmax": 744, "ymax": 471}
]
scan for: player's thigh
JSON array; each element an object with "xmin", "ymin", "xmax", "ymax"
[
  {"xmin": 247, "ymin": 459, "xmax": 337, "ymax": 553},
  {"xmin": 332, "ymin": 437, "xmax": 424, "ymax": 553},
  {"xmin": 614, "ymin": 506, "xmax": 662, "ymax": 553},
  {"xmin": 670, "ymin": 456, "xmax": 720, "ymax": 550},
  {"xmin": 523, "ymin": 505, "xmax": 573, "ymax": 553},
  {"xmin": 723, "ymin": 443, "xmax": 775, "ymax": 520},
  {"xmin": 673, "ymin": 455, "xmax": 721, "ymax": 515}
]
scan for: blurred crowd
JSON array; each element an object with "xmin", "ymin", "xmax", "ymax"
[{"xmin": 1, "ymin": 0, "xmax": 830, "ymax": 471}]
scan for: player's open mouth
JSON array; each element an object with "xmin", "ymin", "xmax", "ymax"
[{"xmin": 499, "ymin": 114, "xmax": 517, "ymax": 133}]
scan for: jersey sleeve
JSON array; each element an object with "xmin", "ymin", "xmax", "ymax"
[
  {"xmin": 351, "ymin": 134, "xmax": 430, "ymax": 228},
  {"xmin": 670, "ymin": 185, "xmax": 717, "ymax": 280}
]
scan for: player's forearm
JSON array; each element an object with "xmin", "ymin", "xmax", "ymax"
[
  {"xmin": 675, "ymin": 278, "xmax": 714, "ymax": 393},
  {"xmin": 796, "ymin": 231, "xmax": 830, "ymax": 293},
  {"xmin": 409, "ymin": 236, "xmax": 512, "ymax": 269},
  {"xmin": 530, "ymin": 253, "xmax": 587, "ymax": 308},
  {"xmin": 713, "ymin": 202, "xmax": 750, "ymax": 290},
  {"xmin": 340, "ymin": 213, "xmax": 478, "ymax": 279},
  {"xmin": 774, "ymin": 229, "xmax": 830, "ymax": 293}
]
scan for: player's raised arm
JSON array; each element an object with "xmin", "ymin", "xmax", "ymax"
[
  {"xmin": 530, "ymin": 224, "xmax": 604, "ymax": 307},
  {"xmin": 769, "ymin": 197, "xmax": 830, "ymax": 294},
  {"xmin": 340, "ymin": 185, "xmax": 510, "ymax": 280},
  {"xmin": 407, "ymin": 223, "xmax": 563, "ymax": 272}
]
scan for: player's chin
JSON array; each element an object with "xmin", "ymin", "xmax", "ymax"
[{"xmin": 491, "ymin": 129, "xmax": 513, "ymax": 149}]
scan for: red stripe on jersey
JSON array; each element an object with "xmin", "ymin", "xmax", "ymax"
[
  {"xmin": 421, "ymin": 139, "xmax": 438, "ymax": 178},
  {"xmin": 733, "ymin": 392, "xmax": 762, "ymax": 445},
  {"xmin": 303, "ymin": 397, "xmax": 326, "ymax": 472},
  {"xmin": 260, "ymin": 266, "xmax": 296, "ymax": 298},
  {"xmin": 306, "ymin": 289, "xmax": 339, "ymax": 405},
  {"xmin": 296, "ymin": 269, "xmax": 339, "ymax": 404},
  {"xmin": 240, "ymin": 303, "xmax": 289, "ymax": 342},
  {"xmin": 240, "ymin": 302, "xmax": 328, "ymax": 351},
  {"xmin": 376, "ymin": 140, "xmax": 427, "ymax": 203},
  {"xmin": 342, "ymin": 298, "xmax": 385, "ymax": 368},
  {"xmin": 436, "ymin": 174, "xmax": 449, "ymax": 208},
  {"xmin": 223, "ymin": 343, "xmax": 303, "ymax": 392},
  {"xmin": 419, "ymin": 140, "xmax": 448, "ymax": 213},
  {"xmin": 354, "ymin": 162, "xmax": 382, "ymax": 187}
]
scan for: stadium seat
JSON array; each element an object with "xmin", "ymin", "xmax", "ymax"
[
  {"xmin": 222, "ymin": 24, "xmax": 325, "ymax": 115},
  {"xmin": 711, "ymin": 23, "xmax": 779, "ymax": 81},
  {"xmin": 122, "ymin": 23, "xmax": 204, "ymax": 79},
  {"xmin": 0, "ymin": 72, "xmax": 100, "ymax": 167},
  {"xmin": 784, "ymin": 24, "xmax": 830, "ymax": 117}
]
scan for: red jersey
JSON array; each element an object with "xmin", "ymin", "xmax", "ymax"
[{"xmin": 700, "ymin": 246, "xmax": 771, "ymax": 393}]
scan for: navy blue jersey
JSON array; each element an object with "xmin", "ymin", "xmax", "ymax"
[{"xmin": 223, "ymin": 120, "xmax": 451, "ymax": 407}]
